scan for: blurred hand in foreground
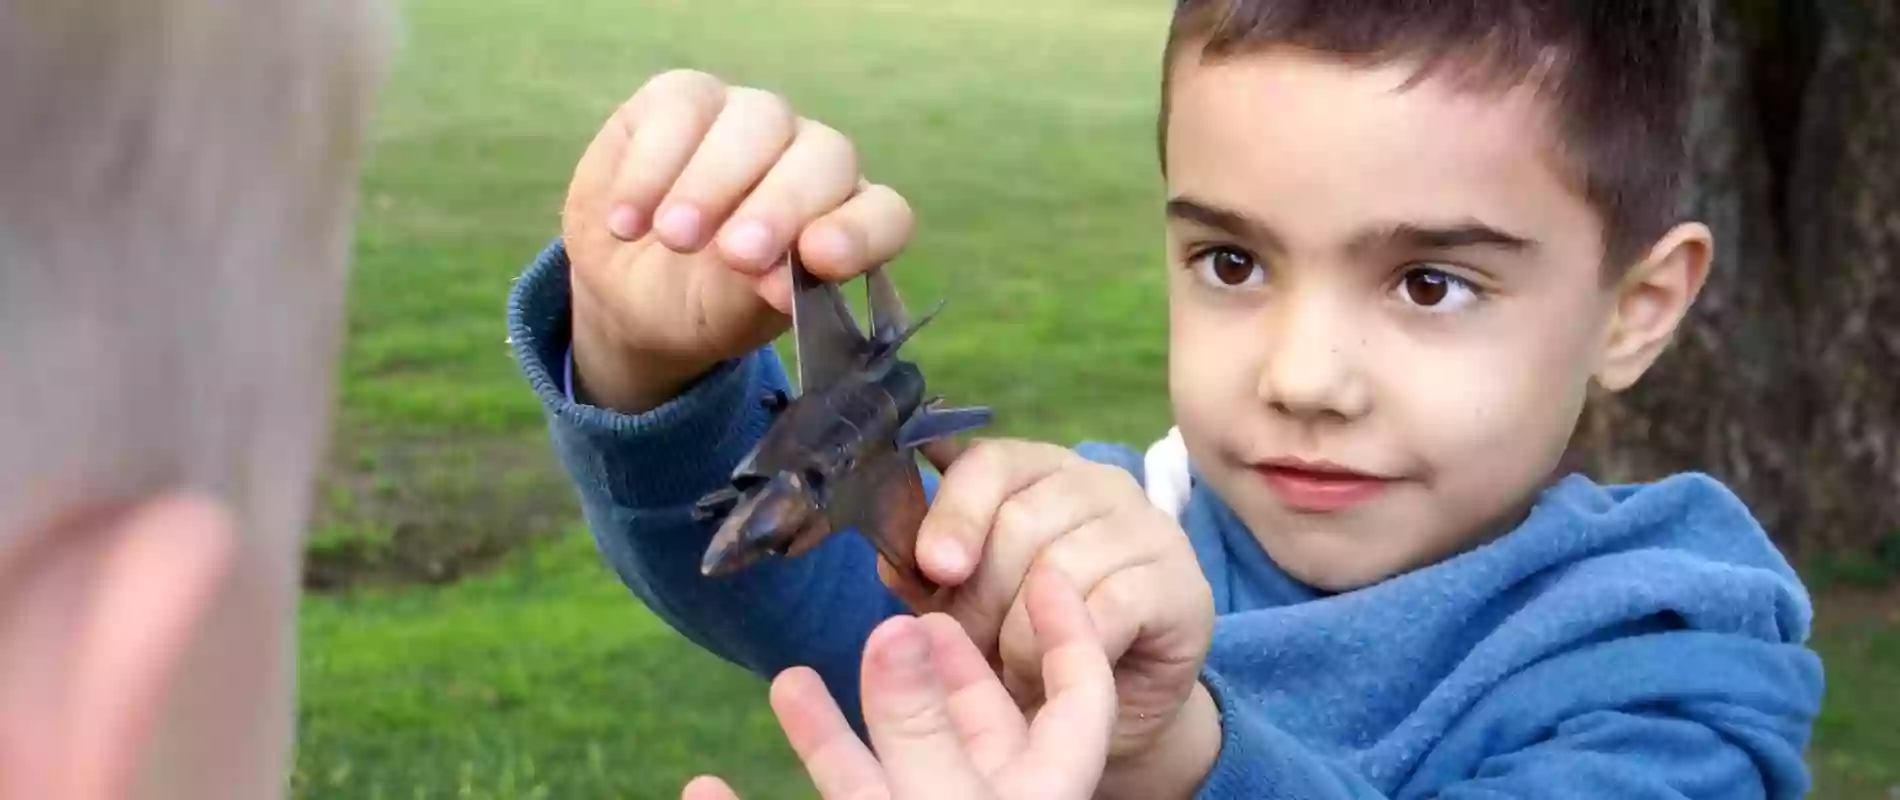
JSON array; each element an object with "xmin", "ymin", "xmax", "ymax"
[{"xmin": 679, "ymin": 566, "xmax": 1119, "ymax": 800}]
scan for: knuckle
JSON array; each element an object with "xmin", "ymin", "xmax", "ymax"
[
  {"xmin": 1077, "ymin": 457, "xmax": 1137, "ymax": 491},
  {"xmin": 893, "ymin": 192, "xmax": 916, "ymax": 227},
  {"xmin": 953, "ymin": 437, "xmax": 1007, "ymax": 477},
  {"xmin": 881, "ymin": 699, "xmax": 956, "ymax": 741},
  {"xmin": 993, "ymin": 494, "xmax": 1045, "ymax": 542},
  {"xmin": 863, "ymin": 182, "xmax": 908, "ymax": 211},
  {"xmin": 861, "ymin": 184, "xmax": 917, "ymax": 237},
  {"xmin": 1033, "ymin": 534, "xmax": 1091, "ymax": 583},
  {"xmin": 635, "ymin": 69, "xmax": 724, "ymax": 114},
  {"xmin": 799, "ymin": 121, "xmax": 860, "ymax": 174},
  {"xmin": 963, "ymin": 436, "xmax": 1005, "ymax": 462},
  {"xmin": 727, "ymin": 87, "xmax": 797, "ymax": 130},
  {"xmin": 650, "ymin": 68, "xmax": 723, "ymax": 94}
]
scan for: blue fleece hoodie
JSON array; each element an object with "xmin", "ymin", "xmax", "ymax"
[{"xmin": 507, "ymin": 239, "xmax": 1825, "ymax": 798}]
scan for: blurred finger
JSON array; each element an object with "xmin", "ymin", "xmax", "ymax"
[
  {"xmin": 716, "ymin": 120, "xmax": 862, "ymax": 274},
  {"xmin": 767, "ymin": 667, "xmax": 889, "ymax": 799},
  {"xmin": 917, "ymin": 613, "xmax": 1028, "ymax": 775},
  {"xmin": 797, "ymin": 182, "xmax": 915, "ymax": 283},
  {"xmin": 604, "ymin": 69, "xmax": 728, "ymax": 241},
  {"xmin": 858, "ymin": 617, "xmax": 991, "ymax": 799},
  {"xmin": 652, "ymin": 87, "xmax": 799, "ymax": 252},
  {"xmin": 1019, "ymin": 567, "xmax": 1117, "ymax": 796},
  {"xmin": 917, "ymin": 439, "xmax": 1075, "ymax": 592},
  {"xmin": 680, "ymin": 775, "xmax": 743, "ymax": 800}
]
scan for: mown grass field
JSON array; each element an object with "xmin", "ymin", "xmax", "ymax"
[{"xmin": 294, "ymin": 0, "xmax": 1899, "ymax": 796}]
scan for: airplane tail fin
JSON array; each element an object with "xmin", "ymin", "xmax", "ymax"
[
  {"xmin": 896, "ymin": 398, "xmax": 993, "ymax": 450},
  {"xmin": 875, "ymin": 297, "xmax": 947, "ymax": 356}
]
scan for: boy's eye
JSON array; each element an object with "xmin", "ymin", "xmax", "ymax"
[
  {"xmin": 1397, "ymin": 267, "xmax": 1479, "ymax": 311},
  {"xmin": 1189, "ymin": 246, "xmax": 1265, "ymax": 287}
]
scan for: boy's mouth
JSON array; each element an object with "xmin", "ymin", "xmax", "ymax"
[{"xmin": 1250, "ymin": 457, "xmax": 1395, "ymax": 513}]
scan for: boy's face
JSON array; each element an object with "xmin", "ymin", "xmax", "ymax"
[{"xmin": 1162, "ymin": 46, "xmax": 1691, "ymax": 591}]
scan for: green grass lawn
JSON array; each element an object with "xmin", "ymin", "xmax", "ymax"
[{"xmin": 296, "ymin": 0, "xmax": 1898, "ymax": 796}]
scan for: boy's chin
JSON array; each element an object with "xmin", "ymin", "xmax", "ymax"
[{"xmin": 1225, "ymin": 494, "xmax": 1465, "ymax": 593}]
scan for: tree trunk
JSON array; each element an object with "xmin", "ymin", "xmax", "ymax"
[
  {"xmin": 1788, "ymin": 0, "xmax": 1900, "ymax": 556},
  {"xmin": 1570, "ymin": 0, "xmax": 1899, "ymax": 563}
]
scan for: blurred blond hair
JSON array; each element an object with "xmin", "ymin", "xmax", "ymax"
[{"xmin": 0, "ymin": 0, "xmax": 393, "ymax": 796}]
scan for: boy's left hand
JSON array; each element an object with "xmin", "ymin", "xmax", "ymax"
[{"xmin": 888, "ymin": 439, "xmax": 1219, "ymax": 791}]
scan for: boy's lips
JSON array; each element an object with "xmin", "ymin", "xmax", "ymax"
[{"xmin": 1250, "ymin": 457, "xmax": 1396, "ymax": 512}]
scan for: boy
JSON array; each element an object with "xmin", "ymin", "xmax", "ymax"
[
  {"xmin": 0, "ymin": 0, "xmax": 391, "ymax": 797},
  {"xmin": 508, "ymin": 0, "xmax": 1826, "ymax": 797}
]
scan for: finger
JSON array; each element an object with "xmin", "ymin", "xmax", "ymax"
[
  {"xmin": 991, "ymin": 510, "xmax": 1162, "ymax": 703},
  {"xmin": 1091, "ymin": 560, "xmax": 1216, "ymax": 755},
  {"xmin": 650, "ymin": 87, "xmax": 799, "ymax": 253},
  {"xmin": 755, "ymin": 255, "xmax": 795, "ymax": 315},
  {"xmin": 767, "ymin": 667, "xmax": 890, "ymax": 800},
  {"xmin": 680, "ymin": 776, "xmax": 743, "ymax": 800},
  {"xmin": 938, "ymin": 454, "xmax": 1115, "ymax": 655},
  {"xmin": 917, "ymin": 613, "xmax": 1028, "ymax": 775},
  {"xmin": 878, "ymin": 556, "xmax": 941, "ymax": 612},
  {"xmin": 603, "ymin": 69, "xmax": 729, "ymax": 242},
  {"xmin": 714, "ymin": 120, "xmax": 863, "ymax": 274},
  {"xmin": 918, "ymin": 439, "xmax": 1076, "ymax": 590},
  {"xmin": 919, "ymin": 437, "xmax": 968, "ymax": 476},
  {"xmin": 753, "ymin": 180, "xmax": 916, "ymax": 313},
  {"xmin": 794, "ymin": 182, "xmax": 915, "ymax": 282},
  {"xmin": 858, "ymin": 616, "xmax": 992, "ymax": 799},
  {"xmin": 1018, "ymin": 566, "xmax": 1118, "ymax": 796},
  {"xmin": 994, "ymin": 491, "xmax": 1165, "ymax": 664}
]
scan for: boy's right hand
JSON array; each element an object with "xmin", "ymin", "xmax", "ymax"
[{"xmin": 562, "ymin": 70, "xmax": 916, "ymax": 414}]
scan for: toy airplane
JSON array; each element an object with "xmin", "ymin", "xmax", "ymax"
[{"xmin": 692, "ymin": 251, "xmax": 993, "ymax": 586}]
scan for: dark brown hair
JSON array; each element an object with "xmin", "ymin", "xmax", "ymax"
[{"xmin": 1159, "ymin": 0, "xmax": 1707, "ymax": 270}]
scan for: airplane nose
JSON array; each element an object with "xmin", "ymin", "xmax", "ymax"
[{"xmin": 700, "ymin": 473, "xmax": 815, "ymax": 576}]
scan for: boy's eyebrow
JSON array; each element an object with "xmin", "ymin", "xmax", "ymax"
[
  {"xmin": 1353, "ymin": 221, "xmax": 1538, "ymax": 255},
  {"xmin": 1165, "ymin": 197, "xmax": 1287, "ymax": 254},
  {"xmin": 1165, "ymin": 198, "xmax": 1535, "ymax": 258}
]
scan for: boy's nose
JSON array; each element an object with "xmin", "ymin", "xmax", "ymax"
[{"xmin": 1254, "ymin": 296, "xmax": 1370, "ymax": 423}]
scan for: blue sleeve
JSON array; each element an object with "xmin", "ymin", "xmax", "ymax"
[
  {"xmin": 506, "ymin": 238, "xmax": 912, "ymax": 734},
  {"xmin": 1193, "ymin": 630, "xmax": 1821, "ymax": 799}
]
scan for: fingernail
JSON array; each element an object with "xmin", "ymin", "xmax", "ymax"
[
  {"xmin": 721, "ymin": 219, "xmax": 773, "ymax": 266},
  {"xmin": 656, "ymin": 203, "xmax": 702, "ymax": 246},
  {"xmin": 879, "ymin": 624, "xmax": 931, "ymax": 671},
  {"xmin": 607, "ymin": 205, "xmax": 645, "ymax": 240}
]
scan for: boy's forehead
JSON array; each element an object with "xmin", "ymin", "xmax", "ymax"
[{"xmin": 1162, "ymin": 47, "xmax": 1596, "ymax": 251}]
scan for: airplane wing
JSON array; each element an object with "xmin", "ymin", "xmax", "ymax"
[
  {"xmin": 790, "ymin": 252, "xmax": 872, "ymax": 392},
  {"xmin": 825, "ymin": 443, "xmax": 933, "ymax": 589}
]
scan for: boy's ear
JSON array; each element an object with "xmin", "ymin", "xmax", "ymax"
[
  {"xmin": 0, "ymin": 492, "xmax": 235, "ymax": 800},
  {"xmin": 1594, "ymin": 222, "xmax": 1714, "ymax": 392}
]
